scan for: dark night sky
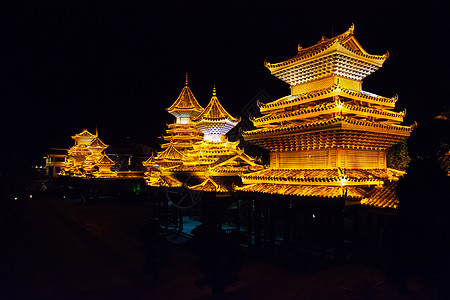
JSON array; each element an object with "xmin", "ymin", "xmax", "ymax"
[{"xmin": 1, "ymin": 1, "xmax": 448, "ymax": 172}]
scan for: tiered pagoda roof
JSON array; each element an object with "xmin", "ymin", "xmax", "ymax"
[
  {"xmin": 240, "ymin": 168, "xmax": 391, "ymax": 186},
  {"xmin": 192, "ymin": 87, "xmax": 240, "ymax": 142},
  {"xmin": 143, "ymin": 81, "xmax": 263, "ymax": 196},
  {"xmin": 244, "ymin": 116, "xmax": 412, "ymax": 152},
  {"xmin": 166, "ymin": 74, "xmax": 204, "ymax": 118},
  {"xmin": 258, "ymin": 86, "xmax": 398, "ymax": 112},
  {"xmin": 72, "ymin": 129, "xmax": 97, "ymax": 144},
  {"xmin": 62, "ymin": 129, "xmax": 117, "ymax": 178},
  {"xmin": 162, "ymin": 123, "xmax": 203, "ymax": 149},
  {"xmin": 360, "ymin": 181, "xmax": 399, "ymax": 209},
  {"xmin": 161, "ymin": 75, "xmax": 204, "ymax": 152},
  {"xmin": 239, "ymin": 24, "xmax": 413, "ymax": 209},
  {"xmin": 264, "ymin": 24, "xmax": 388, "ymax": 86}
]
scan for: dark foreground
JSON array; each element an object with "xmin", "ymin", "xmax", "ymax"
[{"xmin": 0, "ymin": 196, "xmax": 427, "ymax": 299}]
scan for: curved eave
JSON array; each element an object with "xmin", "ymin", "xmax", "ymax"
[
  {"xmin": 254, "ymin": 102, "xmax": 405, "ymax": 127},
  {"xmin": 166, "ymin": 108, "xmax": 204, "ymax": 118},
  {"xmin": 195, "ymin": 116, "xmax": 241, "ymax": 124},
  {"xmin": 192, "ymin": 96, "xmax": 240, "ymax": 123},
  {"xmin": 265, "ymin": 38, "xmax": 388, "ymax": 74},
  {"xmin": 243, "ymin": 116, "xmax": 414, "ymax": 140},
  {"xmin": 259, "ymin": 86, "xmax": 397, "ymax": 113},
  {"xmin": 235, "ymin": 183, "xmax": 364, "ymax": 199},
  {"xmin": 156, "ymin": 144, "xmax": 186, "ymax": 160},
  {"xmin": 166, "ymin": 85, "xmax": 204, "ymax": 112}
]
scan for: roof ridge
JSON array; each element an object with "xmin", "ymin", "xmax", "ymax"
[
  {"xmin": 167, "ymin": 82, "xmax": 204, "ymax": 112},
  {"xmin": 157, "ymin": 143, "xmax": 185, "ymax": 160},
  {"xmin": 192, "ymin": 89, "xmax": 240, "ymax": 123},
  {"xmin": 265, "ymin": 24, "xmax": 387, "ymax": 71}
]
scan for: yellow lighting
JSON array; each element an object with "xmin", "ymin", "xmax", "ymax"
[
  {"xmin": 237, "ymin": 25, "xmax": 413, "ymax": 207},
  {"xmin": 143, "ymin": 79, "xmax": 263, "ymax": 193},
  {"xmin": 61, "ymin": 130, "xmax": 116, "ymax": 178}
]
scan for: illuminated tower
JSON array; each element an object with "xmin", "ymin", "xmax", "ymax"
[
  {"xmin": 143, "ymin": 84, "xmax": 263, "ymax": 195},
  {"xmin": 84, "ymin": 137, "xmax": 108, "ymax": 173},
  {"xmin": 162, "ymin": 74, "xmax": 204, "ymax": 152},
  {"xmin": 239, "ymin": 24, "xmax": 414, "ymax": 208},
  {"xmin": 64, "ymin": 129, "xmax": 98, "ymax": 176},
  {"xmin": 185, "ymin": 86, "xmax": 242, "ymax": 165},
  {"xmin": 192, "ymin": 86, "xmax": 240, "ymax": 142},
  {"xmin": 62, "ymin": 129, "xmax": 116, "ymax": 178}
]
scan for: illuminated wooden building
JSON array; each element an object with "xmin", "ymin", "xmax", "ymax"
[
  {"xmin": 62, "ymin": 129, "xmax": 116, "ymax": 178},
  {"xmin": 238, "ymin": 24, "xmax": 414, "ymax": 209},
  {"xmin": 44, "ymin": 148, "xmax": 67, "ymax": 178},
  {"xmin": 143, "ymin": 83, "xmax": 262, "ymax": 196},
  {"xmin": 163, "ymin": 74, "xmax": 204, "ymax": 152}
]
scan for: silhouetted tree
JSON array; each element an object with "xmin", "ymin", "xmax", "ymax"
[
  {"xmin": 385, "ymin": 156, "xmax": 450, "ymax": 297},
  {"xmin": 190, "ymin": 207, "xmax": 245, "ymax": 298},
  {"xmin": 387, "ymin": 141, "xmax": 411, "ymax": 171},
  {"xmin": 139, "ymin": 218, "xmax": 171, "ymax": 279}
]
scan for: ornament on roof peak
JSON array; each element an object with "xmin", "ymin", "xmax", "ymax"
[{"xmin": 348, "ymin": 23, "xmax": 355, "ymax": 35}]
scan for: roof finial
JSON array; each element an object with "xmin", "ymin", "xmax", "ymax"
[
  {"xmin": 348, "ymin": 23, "xmax": 355, "ymax": 34},
  {"xmin": 212, "ymin": 85, "xmax": 216, "ymax": 96},
  {"xmin": 95, "ymin": 125, "xmax": 98, "ymax": 137},
  {"xmin": 185, "ymin": 72, "xmax": 188, "ymax": 86}
]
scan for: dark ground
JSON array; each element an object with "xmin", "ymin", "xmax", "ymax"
[{"xmin": 0, "ymin": 195, "xmax": 429, "ymax": 299}]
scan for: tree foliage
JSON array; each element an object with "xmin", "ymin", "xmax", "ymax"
[
  {"xmin": 385, "ymin": 157, "xmax": 450, "ymax": 296},
  {"xmin": 386, "ymin": 141, "xmax": 411, "ymax": 171}
]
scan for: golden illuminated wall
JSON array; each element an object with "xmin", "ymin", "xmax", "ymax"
[
  {"xmin": 291, "ymin": 76, "xmax": 361, "ymax": 95},
  {"xmin": 270, "ymin": 149, "xmax": 386, "ymax": 169}
]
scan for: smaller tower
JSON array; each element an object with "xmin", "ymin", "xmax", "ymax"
[
  {"xmin": 162, "ymin": 74, "xmax": 204, "ymax": 151},
  {"xmin": 192, "ymin": 86, "xmax": 240, "ymax": 142},
  {"xmin": 166, "ymin": 73, "xmax": 204, "ymax": 124}
]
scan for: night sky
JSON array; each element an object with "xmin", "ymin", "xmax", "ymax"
[{"xmin": 1, "ymin": 1, "xmax": 448, "ymax": 172}]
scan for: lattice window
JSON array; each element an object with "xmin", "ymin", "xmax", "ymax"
[{"xmin": 277, "ymin": 150, "xmax": 330, "ymax": 169}]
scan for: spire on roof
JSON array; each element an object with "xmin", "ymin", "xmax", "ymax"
[
  {"xmin": 193, "ymin": 86, "xmax": 239, "ymax": 123},
  {"xmin": 192, "ymin": 85, "xmax": 241, "ymax": 142},
  {"xmin": 166, "ymin": 75, "xmax": 204, "ymax": 119}
]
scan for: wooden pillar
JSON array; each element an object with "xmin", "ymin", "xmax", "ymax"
[
  {"xmin": 353, "ymin": 208, "xmax": 359, "ymax": 257},
  {"xmin": 157, "ymin": 190, "xmax": 161, "ymax": 220},
  {"xmin": 254, "ymin": 199, "xmax": 261, "ymax": 249},
  {"xmin": 178, "ymin": 209, "xmax": 183, "ymax": 232},
  {"xmin": 367, "ymin": 211, "xmax": 373, "ymax": 235},
  {"xmin": 283, "ymin": 207, "xmax": 291, "ymax": 245},
  {"xmin": 94, "ymin": 180, "xmax": 98, "ymax": 201},
  {"xmin": 268, "ymin": 206, "xmax": 275, "ymax": 247},
  {"xmin": 236, "ymin": 199, "xmax": 240, "ymax": 231},
  {"xmin": 163, "ymin": 191, "xmax": 169, "ymax": 231},
  {"xmin": 265, "ymin": 206, "xmax": 270, "ymax": 247},
  {"xmin": 319, "ymin": 209, "xmax": 326, "ymax": 259},
  {"xmin": 247, "ymin": 198, "xmax": 253, "ymax": 247},
  {"xmin": 291, "ymin": 206, "xmax": 297, "ymax": 243},
  {"xmin": 335, "ymin": 207, "xmax": 345, "ymax": 261}
]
